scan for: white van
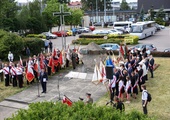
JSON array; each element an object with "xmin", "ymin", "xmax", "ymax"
[{"xmin": 113, "ymin": 21, "xmax": 132, "ymax": 33}]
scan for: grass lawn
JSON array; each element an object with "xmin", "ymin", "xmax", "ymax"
[{"xmin": 96, "ymin": 57, "xmax": 170, "ymax": 120}]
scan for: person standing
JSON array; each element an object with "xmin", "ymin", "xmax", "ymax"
[
  {"xmin": 71, "ymin": 50, "xmax": 76, "ymax": 69},
  {"xmin": 149, "ymin": 55, "xmax": 154, "ymax": 78},
  {"xmin": 44, "ymin": 38, "xmax": 49, "ymax": 53},
  {"xmin": 109, "ymin": 75, "xmax": 117, "ymax": 102},
  {"xmin": 3, "ymin": 64, "xmax": 10, "ymax": 86},
  {"xmin": 49, "ymin": 40, "xmax": 53, "ymax": 53},
  {"xmin": 141, "ymin": 84, "xmax": 148, "ymax": 115},
  {"xmin": 10, "ymin": 63, "xmax": 17, "ymax": 87},
  {"xmin": 39, "ymin": 68, "xmax": 48, "ymax": 93},
  {"xmin": 16, "ymin": 63, "xmax": 23, "ymax": 88},
  {"xmin": 26, "ymin": 47, "xmax": 30, "ymax": 57},
  {"xmin": 85, "ymin": 93, "xmax": 93, "ymax": 104},
  {"xmin": 8, "ymin": 51, "xmax": 14, "ymax": 62},
  {"xmin": 125, "ymin": 76, "xmax": 131, "ymax": 103}
]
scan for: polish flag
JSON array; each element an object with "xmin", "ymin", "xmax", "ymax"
[
  {"xmin": 62, "ymin": 95, "xmax": 72, "ymax": 106},
  {"xmin": 26, "ymin": 65, "xmax": 34, "ymax": 82}
]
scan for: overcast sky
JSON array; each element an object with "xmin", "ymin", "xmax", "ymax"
[{"xmin": 16, "ymin": 0, "xmax": 137, "ymax": 3}]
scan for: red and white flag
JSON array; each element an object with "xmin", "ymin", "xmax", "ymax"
[
  {"xmin": 19, "ymin": 56, "xmax": 23, "ymax": 67},
  {"xmin": 26, "ymin": 65, "xmax": 34, "ymax": 82},
  {"xmin": 62, "ymin": 95, "xmax": 72, "ymax": 106},
  {"xmin": 99, "ymin": 60, "xmax": 106, "ymax": 83}
]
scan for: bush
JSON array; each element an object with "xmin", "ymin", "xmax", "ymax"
[
  {"xmin": 26, "ymin": 34, "xmax": 46, "ymax": 39},
  {"xmin": 72, "ymin": 38, "xmax": 124, "ymax": 45},
  {"xmin": 0, "ymin": 29, "xmax": 24, "ymax": 61},
  {"xmin": 7, "ymin": 101, "xmax": 154, "ymax": 120},
  {"xmin": 23, "ymin": 38, "xmax": 44, "ymax": 56}
]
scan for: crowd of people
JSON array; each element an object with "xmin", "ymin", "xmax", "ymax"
[
  {"xmin": 0, "ymin": 45, "xmax": 81, "ymax": 94},
  {"xmin": 106, "ymin": 47, "xmax": 155, "ymax": 114}
]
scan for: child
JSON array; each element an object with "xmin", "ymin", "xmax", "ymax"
[
  {"xmin": 125, "ymin": 76, "xmax": 131, "ymax": 103},
  {"xmin": 118, "ymin": 76, "xmax": 125, "ymax": 102}
]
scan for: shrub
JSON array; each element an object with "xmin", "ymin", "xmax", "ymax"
[
  {"xmin": 26, "ymin": 34, "xmax": 46, "ymax": 39},
  {"xmin": 72, "ymin": 38, "xmax": 124, "ymax": 45},
  {"xmin": 0, "ymin": 29, "xmax": 24, "ymax": 61},
  {"xmin": 7, "ymin": 101, "xmax": 154, "ymax": 120},
  {"xmin": 23, "ymin": 38, "xmax": 44, "ymax": 56}
]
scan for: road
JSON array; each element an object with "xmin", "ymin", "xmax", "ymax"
[{"xmin": 51, "ymin": 27, "xmax": 170, "ymax": 52}]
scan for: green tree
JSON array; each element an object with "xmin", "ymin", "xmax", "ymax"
[{"xmin": 120, "ymin": 0, "xmax": 130, "ymax": 10}]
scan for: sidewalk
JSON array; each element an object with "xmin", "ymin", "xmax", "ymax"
[{"xmin": 0, "ymin": 65, "xmax": 107, "ymax": 120}]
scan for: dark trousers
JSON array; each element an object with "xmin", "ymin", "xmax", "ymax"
[
  {"xmin": 47, "ymin": 66, "xmax": 51, "ymax": 75},
  {"xmin": 149, "ymin": 67, "xmax": 153, "ymax": 78},
  {"xmin": 41, "ymin": 82, "xmax": 46, "ymax": 92},
  {"xmin": 110, "ymin": 87, "xmax": 115, "ymax": 101},
  {"xmin": 17, "ymin": 75, "xmax": 23, "ymax": 88},
  {"xmin": 66, "ymin": 59, "xmax": 69, "ymax": 67},
  {"xmin": 142, "ymin": 100, "xmax": 148, "ymax": 114},
  {"xmin": 5, "ymin": 74, "xmax": 10, "ymax": 86},
  {"xmin": 12, "ymin": 75, "xmax": 17, "ymax": 87}
]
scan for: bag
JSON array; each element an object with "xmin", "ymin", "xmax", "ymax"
[{"xmin": 145, "ymin": 91, "xmax": 152, "ymax": 102}]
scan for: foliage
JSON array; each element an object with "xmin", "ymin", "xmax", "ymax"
[
  {"xmin": 154, "ymin": 7, "xmax": 165, "ymax": 25},
  {"xmin": 7, "ymin": 101, "xmax": 153, "ymax": 120},
  {"xmin": 0, "ymin": 29, "xmax": 24, "ymax": 61},
  {"xmin": 120, "ymin": 0, "xmax": 130, "ymax": 10},
  {"xmin": 26, "ymin": 34, "xmax": 46, "ymax": 39},
  {"xmin": 75, "ymin": 34, "xmax": 138, "ymax": 45},
  {"xmin": 23, "ymin": 38, "xmax": 44, "ymax": 56}
]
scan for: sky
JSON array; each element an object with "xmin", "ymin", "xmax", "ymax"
[{"xmin": 16, "ymin": 0, "xmax": 137, "ymax": 3}]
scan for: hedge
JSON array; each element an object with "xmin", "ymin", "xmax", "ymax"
[
  {"xmin": 72, "ymin": 38, "xmax": 124, "ymax": 45},
  {"xmin": 73, "ymin": 34, "xmax": 139, "ymax": 45},
  {"xmin": 26, "ymin": 34, "xmax": 46, "ymax": 39},
  {"xmin": 0, "ymin": 30, "xmax": 24, "ymax": 61},
  {"xmin": 7, "ymin": 101, "xmax": 155, "ymax": 120},
  {"xmin": 23, "ymin": 38, "xmax": 44, "ymax": 56}
]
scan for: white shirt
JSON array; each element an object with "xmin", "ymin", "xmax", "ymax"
[
  {"xmin": 119, "ymin": 80, "xmax": 124, "ymax": 91},
  {"xmin": 3, "ymin": 67, "xmax": 10, "ymax": 75},
  {"xmin": 142, "ymin": 63, "xmax": 147, "ymax": 76},
  {"xmin": 8, "ymin": 53, "xmax": 14, "ymax": 61},
  {"xmin": 11, "ymin": 67, "xmax": 17, "ymax": 76},
  {"xmin": 110, "ymin": 75, "xmax": 117, "ymax": 88},
  {"xmin": 142, "ymin": 90, "xmax": 148, "ymax": 100},
  {"xmin": 125, "ymin": 80, "xmax": 131, "ymax": 91},
  {"xmin": 16, "ymin": 67, "xmax": 23, "ymax": 75}
]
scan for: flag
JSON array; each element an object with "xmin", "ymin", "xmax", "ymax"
[
  {"xmin": 124, "ymin": 44, "xmax": 128, "ymax": 59},
  {"xmin": 62, "ymin": 95, "xmax": 72, "ymax": 106},
  {"xmin": 120, "ymin": 45, "xmax": 124, "ymax": 56},
  {"xmin": 99, "ymin": 60, "xmax": 106, "ymax": 83},
  {"xmin": 59, "ymin": 51, "xmax": 63, "ymax": 65},
  {"xmin": 40, "ymin": 53, "xmax": 45, "ymax": 69},
  {"xmin": 26, "ymin": 65, "xmax": 34, "ymax": 82},
  {"xmin": 66, "ymin": 45, "xmax": 71, "ymax": 61},
  {"xmin": 92, "ymin": 64, "xmax": 103, "ymax": 85},
  {"xmin": 19, "ymin": 56, "xmax": 23, "ymax": 67}
]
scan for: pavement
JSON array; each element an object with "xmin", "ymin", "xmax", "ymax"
[{"xmin": 0, "ymin": 64, "xmax": 107, "ymax": 120}]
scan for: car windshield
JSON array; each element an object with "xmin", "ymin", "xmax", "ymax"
[{"xmin": 130, "ymin": 25, "xmax": 143, "ymax": 33}]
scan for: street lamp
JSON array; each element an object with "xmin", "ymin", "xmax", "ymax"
[{"xmin": 90, "ymin": 2, "xmax": 93, "ymax": 26}]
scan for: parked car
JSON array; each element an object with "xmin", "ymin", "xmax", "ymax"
[
  {"xmin": 94, "ymin": 22, "xmax": 102, "ymax": 26},
  {"xmin": 72, "ymin": 28, "xmax": 81, "ymax": 35},
  {"xmin": 41, "ymin": 32, "xmax": 57, "ymax": 39},
  {"xmin": 66, "ymin": 30, "xmax": 73, "ymax": 36},
  {"xmin": 77, "ymin": 27, "xmax": 90, "ymax": 33},
  {"xmin": 107, "ymin": 29, "xmax": 123, "ymax": 35},
  {"xmin": 92, "ymin": 30, "xmax": 109, "ymax": 35},
  {"xmin": 89, "ymin": 26, "xmax": 95, "ymax": 31},
  {"xmin": 164, "ymin": 48, "xmax": 170, "ymax": 52},
  {"xmin": 131, "ymin": 44, "xmax": 157, "ymax": 51},
  {"xmin": 52, "ymin": 31, "xmax": 67, "ymax": 37},
  {"xmin": 100, "ymin": 43, "xmax": 120, "ymax": 51}
]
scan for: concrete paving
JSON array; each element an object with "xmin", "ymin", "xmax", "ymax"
[{"xmin": 0, "ymin": 65, "xmax": 107, "ymax": 120}]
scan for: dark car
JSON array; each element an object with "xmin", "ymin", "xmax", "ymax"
[
  {"xmin": 94, "ymin": 22, "xmax": 102, "ymax": 26},
  {"xmin": 164, "ymin": 48, "xmax": 170, "ymax": 52},
  {"xmin": 131, "ymin": 44, "xmax": 157, "ymax": 51},
  {"xmin": 72, "ymin": 28, "xmax": 81, "ymax": 35}
]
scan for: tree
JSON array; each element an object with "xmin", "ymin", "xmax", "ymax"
[{"xmin": 120, "ymin": 0, "xmax": 130, "ymax": 10}]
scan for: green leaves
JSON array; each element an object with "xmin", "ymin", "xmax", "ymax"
[{"xmin": 7, "ymin": 101, "xmax": 154, "ymax": 120}]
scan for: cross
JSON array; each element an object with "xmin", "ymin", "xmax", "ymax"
[{"xmin": 53, "ymin": 5, "xmax": 71, "ymax": 50}]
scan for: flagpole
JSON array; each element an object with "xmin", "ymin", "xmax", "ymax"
[{"xmin": 37, "ymin": 54, "xmax": 40, "ymax": 97}]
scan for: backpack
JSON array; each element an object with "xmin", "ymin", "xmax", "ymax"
[{"xmin": 145, "ymin": 91, "xmax": 152, "ymax": 102}]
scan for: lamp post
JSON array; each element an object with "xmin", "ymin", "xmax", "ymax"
[
  {"xmin": 90, "ymin": 2, "xmax": 93, "ymax": 26},
  {"xmin": 104, "ymin": 0, "xmax": 106, "ymax": 23},
  {"xmin": 96, "ymin": 0, "xmax": 98, "ymax": 23}
]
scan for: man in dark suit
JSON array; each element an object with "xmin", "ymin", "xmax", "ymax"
[
  {"xmin": 149, "ymin": 55, "xmax": 154, "ymax": 78},
  {"xmin": 39, "ymin": 68, "xmax": 48, "ymax": 93}
]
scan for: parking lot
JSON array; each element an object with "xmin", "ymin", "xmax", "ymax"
[{"xmin": 51, "ymin": 26, "xmax": 170, "ymax": 52}]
